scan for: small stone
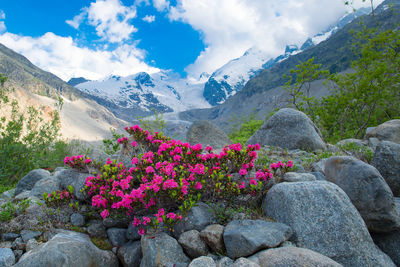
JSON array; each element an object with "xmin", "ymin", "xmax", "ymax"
[
  {"xmin": 188, "ymin": 256, "xmax": 216, "ymax": 267},
  {"xmin": 178, "ymin": 230, "xmax": 208, "ymax": 258},
  {"xmin": 200, "ymin": 224, "xmax": 225, "ymax": 253},
  {"xmin": 232, "ymin": 257, "xmax": 260, "ymax": 267},
  {"xmin": 216, "ymin": 257, "xmax": 234, "ymax": 267},
  {"xmin": 11, "ymin": 237, "xmax": 25, "ymax": 251},
  {"xmin": 20, "ymin": 230, "xmax": 42, "ymax": 243},
  {"xmin": 0, "ymin": 248, "xmax": 15, "ymax": 267},
  {"xmin": 117, "ymin": 241, "xmax": 141, "ymax": 267},
  {"xmin": 26, "ymin": 239, "xmax": 39, "ymax": 252},
  {"xmin": 87, "ymin": 220, "xmax": 107, "ymax": 238},
  {"xmin": 70, "ymin": 213, "xmax": 85, "ymax": 227},
  {"xmin": 103, "ymin": 217, "xmax": 129, "ymax": 228},
  {"xmin": 1, "ymin": 233, "xmax": 19, "ymax": 242},
  {"xmin": 107, "ymin": 228, "xmax": 128, "ymax": 247}
]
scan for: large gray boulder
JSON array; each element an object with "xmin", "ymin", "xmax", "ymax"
[
  {"xmin": 324, "ymin": 156, "xmax": 400, "ymax": 232},
  {"xmin": 15, "ymin": 169, "xmax": 50, "ymax": 195},
  {"xmin": 223, "ymin": 219, "xmax": 292, "ymax": 259},
  {"xmin": 372, "ymin": 230, "xmax": 400, "ymax": 266},
  {"xmin": 366, "ymin": 119, "xmax": 400, "ymax": 144},
  {"xmin": 247, "ymin": 108, "xmax": 325, "ymax": 152},
  {"xmin": 173, "ymin": 202, "xmax": 217, "ymax": 238},
  {"xmin": 255, "ymin": 247, "xmax": 342, "ymax": 267},
  {"xmin": 30, "ymin": 177, "xmax": 61, "ymax": 198},
  {"xmin": 13, "ymin": 231, "xmax": 118, "ymax": 267},
  {"xmin": 263, "ymin": 181, "xmax": 395, "ymax": 267},
  {"xmin": 117, "ymin": 241, "xmax": 142, "ymax": 267},
  {"xmin": 57, "ymin": 169, "xmax": 89, "ymax": 201},
  {"xmin": 140, "ymin": 232, "xmax": 190, "ymax": 267},
  {"xmin": 371, "ymin": 141, "xmax": 400, "ymax": 196},
  {"xmin": 0, "ymin": 248, "xmax": 15, "ymax": 267},
  {"xmin": 186, "ymin": 120, "xmax": 232, "ymax": 149}
]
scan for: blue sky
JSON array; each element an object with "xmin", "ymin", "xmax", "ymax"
[{"xmin": 0, "ymin": 0, "xmax": 380, "ymax": 81}]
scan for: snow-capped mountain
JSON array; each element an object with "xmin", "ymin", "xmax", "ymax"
[
  {"xmin": 203, "ymin": 7, "xmax": 370, "ymax": 106},
  {"xmin": 75, "ymin": 71, "xmax": 210, "ymax": 122}
]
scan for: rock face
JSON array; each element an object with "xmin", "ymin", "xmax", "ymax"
[
  {"xmin": 255, "ymin": 247, "xmax": 342, "ymax": 267},
  {"xmin": 140, "ymin": 232, "xmax": 190, "ymax": 267},
  {"xmin": 13, "ymin": 231, "xmax": 118, "ymax": 267},
  {"xmin": 371, "ymin": 141, "xmax": 400, "ymax": 196},
  {"xmin": 57, "ymin": 169, "xmax": 89, "ymax": 201},
  {"xmin": 263, "ymin": 181, "xmax": 395, "ymax": 267},
  {"xmin": 372, "ymin": 230, "xmax": 400, "ymax": 266},
  {"xmin": 186, "ymin": 120, "xmax": 232, "ymax": 149},
  {"xmin": 223, "ymin": 219, "xmax": 292, "ymax": 259},
  {"xmin": 324, "ymin": 156, "xmax": 400, "ymax": 232},
  {"xmin": 15, "ymin": 169, "xmax": 50, "ymax": 195},
  {"xmin": 366, "ymin": 119, "xmax": 400, "ymax": 144},
  {"xmin": 246, "ymin": 108, "xmax": 326, "ymax": 152}
]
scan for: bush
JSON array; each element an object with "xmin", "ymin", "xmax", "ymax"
[
  {"xmin": 65, "ymin": 125, "xmax": 293, "ymax": 235},
  {"xmin": 229, "ymin": 113, "xmax": 264, "ymax": 144}
]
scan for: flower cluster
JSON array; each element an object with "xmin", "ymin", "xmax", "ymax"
[
  {"xmin": 66, "ymin": 125, "xmax": 292, "ymax": 235},
  {"xmin": 64, "ymin": 155, "xmax": 93, "ymax": 171},
  {"xmin": 43, "ymin": 187, "xmax": 74, "ymax": 207}
]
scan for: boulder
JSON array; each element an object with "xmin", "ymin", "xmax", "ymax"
[
  {"xmin": 57, "ymin": 169, "xmax": 89, "ymax": 201},
  {"xmin": 14, "ymin": 231, "xmax": 118, "ymax": 267},
  {"xmin": 223, "ymin": 219, "xmax": 292, "ymax": 259},
  {"xmin": 30, "ymin": 177, "xmax": 61, "ymax": 198},
  {"xmin": 15, "ymin": 169, "xmax": 50, "ymax": 195},
  {"xmin": 117, "ymin": 241, "xmax": 142, "ymax": 267},
  {"xmin": 200, "ymin": 224, "xmax": 225, "ymax": 253},
  {"xmin": 70, "ymin": 213, "xmax": 85, "ymax": 227},
  {"xmin": 215, "ymin": 257, "xmax": 234, "ymax": 267},
  {"xmin": 20, "ymin": 230, "xmax": 42, "ymax": 243},
  {"xmin": 140, "ymin": 232, "xmax": 190, "ymax": 267},
  {"xmin": 282, "ymin": 172, "xmax": 316, "ymax": 182},
  {"xmin": 106, "ymin": 228, "xmax": 128, "ymax": 247},
  {"xmin": 365, "ymin": 119, "xmax": 400, "ymax": 144},
  {"xmin": 186, "ymin": 120, "xmax": 232, "ymax": 149},
  {"xmin": 246, "ymin": 108, "xmax": 325, "ymax": 152},
  {"xmin": 372, "ymin": 230, "xmax": 400, "ymax": 266},
  {"xmin": 188, "ymin": 256, "xmax": 216, "ymax": 267},
  {"xmin": 255, "ymin": 247, "xmax": 342, "ymax": 267},
  {"xmin": 232, "ymin": 257, "xmax": 260, "ymax": 267},
  {"xmin": 87, "ymin": 220, "xmax": 107, "ymax": 238},
  {"xmin": 0, "ymin": 248, "xmax": 15, "ymax": 267},
  {"xmin": 26, "ymin": 239, "xmax": 39, "ymax": 252},
  {"xmin": 126, "ymin": 221, "xmax": 141, "ymax": 241},
  {"xmin": 324, "ymin": 156, "xmax": 400, "ymax": 232},
  {"xmin": 178, "ymin": 230, "xmax": 208, "ymax": 258},
  {"xmin": 371, "ymin": 141, "xmax": 400, "ymax": 196},
  {"xmin": 263, "ymin": 181, "xmax": 395, "ymax": 267},
  {"xmin": 1, "ymin": 233, "xmax": 19, "ymax": 242},
  {"xmin": 173, "ymin": 202, "xmax": 217, "ymax": 238}
]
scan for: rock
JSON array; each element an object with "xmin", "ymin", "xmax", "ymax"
[
  {"xmin": 311, "ymin": 158, "xmax": 328, "ymax": 174},
  {"xmin": 140, "ymin": 232, "xmax": 190, "ymax": 267},
  {"xmin": 107, "ymin": 228, "xmax": 128, "ymax": 247},
  {"xmin": 247, "ymin": 108, "xmax": 326, "ymax": 152},
  {"xmin": 263, "ymin": 181, "xmax": 395, "ymax": 266},
  {"xmin": 14, "ymin": 190, "xmax": 31, "ymax": 200},
  {"xmin": 366, "ymin": 119, "xmax": 400, "ymax": 144},
  {"xmin": 371, "ymin": 141, "xmax": 400, "ymax": 196},
  {"xmin": 310, "ymin": 171, "xmax": 325, "ymax": 180},
  {"xmin": 20, "ymin": 230, "xmax": 42, "ymax": 243},
  {"xmin": 126, "ymin": 221, "xmax": 141, "ymax": 241},
  {"xmin": 200, "ymin": 224, "xmax": 225, "ymax": 253},
  {"xmin": 57, "ymin": 169, "xmax": 89, "ymax": 201},
  {"xmin": 368, "ymin": 137, "xmax": 381, "ymax": 151},
  {"xmin": 30, "ymin": 177, "xmax": 61, "ymax": 198},
  {"xmin": 0, "ymin": 248, "xmax": 15, "ymax": 267},
  {"xmin": 173, "ymin": 202, "xmax": 217, "ymax": 238},
  {"xmin": 1, "ymin": 233, "xmax": 19, "ymax": 242},
  {"xmin": 188, "ymin": 256, "xmax": 216, "ymax": 267},
  {"xmin": 15, "ymin": 169, "xmax": 50, "ymax": 195},
  {"xmin": 279, "ymin": 241, "xmax": 295, "ymax": 247},
  {"xmin": 14, "ymin": 231, "xmax": 118, "ymax": 267},
  {"xmin": 25, "ymin": 239, "xmax": 39, "ymax": 252},
  {"xmin": 215, "ymin": 257, "xmax": 234, "ymax": 267},
  {"xmin": 13, "ymin": 250, "xmax": 23, "ymax": 262},
  {"xmin": 223, "ymin": 219, "xmax": 292, "ymax": 259},
  {"xmin": 186, "ymin": 120, "xmax": 232, "ymax": 149},
  {"xmin": 256, "ymin": 247, "xmax": 342, "ymax": 267},
  {"xmin": 0, "ymin": 189, "xmax": 14, "ymax": 199},
  {"xmin": 70, "ymin": 213, "xmax": 85, "ymax": 227},
  {"xmin": 87, "ymin": 220, "xmax": 107, "ymax": 238},
  {"xmin": 178, "ymin": 230, "xmax": 208, "ymax": 258},
  {"xmin": 103, "ymin": 217, "xmax": 129, "ymax": 228},
  {"xmin": 232, "ymin": 257, "xmax": 260, "ymax": 267},
  {"xmin": 282, "ymin": 172, "xmax": 316, "ymax": 182},
  {"xmin": 325, "ymin": 156, "xmax": 400, "ymax": 232},
  {"xmin": 372, "ymin": 230, "xmax": 400, "ymax": 266},
  {"xmin": 117, "ymin": 241, "xmax": 142, "ymax": 267},
  {"xmin": 336, "ymin": 138, "xmax": 367, "ymax": 148},
  {"xmin": 11, "ymin": 237, "xmax": 25, "ymax": 251}
]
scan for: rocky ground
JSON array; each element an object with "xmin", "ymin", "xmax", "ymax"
[{"xmin": 1, "ymin": 108, "xmax": 400, "ymax": 267}]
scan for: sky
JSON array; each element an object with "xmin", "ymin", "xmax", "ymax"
[{"xmin": 0, "ymin": 0, "xmax": 381, "ymax": 81}]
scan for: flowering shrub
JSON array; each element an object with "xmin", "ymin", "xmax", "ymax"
[
  {"xmin": 65, "ymin": 125, "xmax": 293, "ymax": 235},
  {"xmin": 43, "ymin": 186, "xmax": 74, "ymax": 207}
]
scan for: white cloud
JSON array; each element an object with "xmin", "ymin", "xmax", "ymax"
[
  {"xmin": 142, "ymin": 15, "xmax": 156, "ymax": 23},
  {"xmin": 66, "ymin": 0, "xmax": 137, "ymax": 43},
  {"xmin": 168, "ymin": 0, "xmax": 384, "ymax": 78},
  {"xmin": 153, "ymin": 0, "xmax": 170, "ymax": 11},
  {"xmin": 0, "ymin": 22, "xmax": 5, "ymax": 33},
  {"xmin": 0, "ymin": 10, "xmax": 5, "ymax": 20},
  {"xmin": 0, "ymin": 32, "xmax": 159, "ymax": 81}
]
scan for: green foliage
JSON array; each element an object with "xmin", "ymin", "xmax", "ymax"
[
  {"xmin": 285, "ymin": 27, "xmax": 400, "ymax": 143},
  {"xmin": 229, "ymin": 113, "xmax": 264, "ymax": 144},
  {"xmin": 338, "ymin": 142, "xmax": 373, "ymax": 163},
  {"xmin": 102, "ymin": 128, "xmax": 124, "ymax": 155},
  {"xmin": 0, "ymin": 74, "xmax": 70, "ymax": 183},
  {"xmin": 136, "ymin": 110, "xmax": 167, "ymax": 135},
  {"xmin": 0, "ymin": 199, "xmax": 30, "ymax": 222}
]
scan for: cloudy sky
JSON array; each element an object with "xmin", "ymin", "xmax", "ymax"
[{"xmin": 0, "ymin": 0, "xmax": 380, "ymax": 81}]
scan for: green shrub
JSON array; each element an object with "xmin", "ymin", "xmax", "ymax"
[{"xmin": 229, "ymin": 113, "xmax": 264, "ymax": 144}]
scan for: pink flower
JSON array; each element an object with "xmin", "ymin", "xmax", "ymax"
[
  {"xmin": 239, "ymin": 168, "xmax": 247, "ymax": 176},
  {"xmin": 131, "ymin": 157, "xmax": 139, "ymax": 165},
  {"xmin": 194, "ymin": 182, "xmax": 202, "ymax": 190},
  {"xmin": 286, "ymin": 160, "xmax": 293, "ymax": 168},
  {"xmin": 138, "ymin": 228, "xmax": 146, "ymax": 236},
  {"xmin": 100, "ymin": 209, "xmax": 109, "ymax": 219},
  {"xmin": 166, "ymin": 212, "xmax": 176, "ymax": 220},
  {"xmin": 250, "ymin": 178, "xmax": 257, "ymax": 185},
  {"xmin": 133, "ymin": 217, "xmax": 141, "ymax": 227},
  {"xmin": 146, "ymin": 166, "xmax": 155, "ymax": 174},
  {"xmin": 173, "ymin": 155, "xmax": 181, "ymax": 162},
  {"xmin": 131, "ymin": 141, "xmax": 137, "ymax": 147},
  {"xmin": 205, "ymin": 146, "xmax": 213, "ymax": 152},
  {"xmin": 84, "ymin": 158, "xmax": 92, "ymax": 164},
  {"xmin": 181, "ymin": 185, "xmax": 188, "ymax": 195},
  {"xmin": 142, "ymin": 216, "xmax": 151, "ymax": 225}
]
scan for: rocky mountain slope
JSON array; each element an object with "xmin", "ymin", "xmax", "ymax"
[
  {"xmin": 0, "ymin": 44, "xmax": 127, "ymax": 141},
  {"xmin": 202, "ymin": 7, "xmax": 370, "ymax": 106},
  {"xmin": 180, "ymin": 0, "xmax": 400, "ymax": 132}
]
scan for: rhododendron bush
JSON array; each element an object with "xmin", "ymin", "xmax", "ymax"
[{"xmin": 64, "ymin": 125, "xmax": 293, "ymax": 235}]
